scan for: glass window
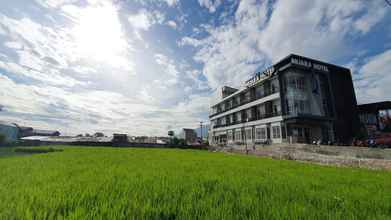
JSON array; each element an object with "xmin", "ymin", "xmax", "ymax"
[
  {"xmin": 297, "ymin": 77, "xmax": 305, "ymax": 90},
  {"xmin": 271, "ymin": 78, "xmax": 279, "ymax": 93},
  {"xmin": 272, "ymin": 126, "xmax": 281, "ymax": 139},
  {"xmin": 235, "ymin": 130, "xmax": 242, "ymax": 141},
  {"xmin": 245, "ymin": 129, "xmax": 252, "ymax": 140},
  {"xmin": 256, "ymin": 127, "xmax": 267, "ymax": 139},
  {"xmin": 246, "ymin": 108, "xmax": 252, "ymax": 120},
  {"xmin": 227, "ymin": 130, "xmax": 233, "ymax": 141},
  {"xmin": 244, "ymin": 91, "xmax": 251, "ymax": 102},
  {"xmin": 255, "ymin": 85, "xmax": 264, "ymax": 98},
  {"xmin": 236, "ymin": 111, "xmax": 242, "ymax": 122}
]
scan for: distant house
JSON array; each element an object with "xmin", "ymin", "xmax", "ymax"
[
  {"xmin": 14, "ymin": 124, "xmax": 60, "ymax": 138},
  {"xmin": 31, "ymin": 129, "xmax": 60, "ymax": 137},
  {"xmin": 112, "ymin": 134, "xmax": 128, "ymax": 143},
  {"xmin": 179, "ymin": 128, "xmax": 198, "ymax": 145},
  {"xmin": 17, "ymin": 126, "xmax": 34, "ymax": 137},
  {"xmin": 0, "ymin": 121, "xmax": 19, "ymax": 143},
  {"xmin": 357, "ymin": 101, "xmax": 391, "ymax": 136}
]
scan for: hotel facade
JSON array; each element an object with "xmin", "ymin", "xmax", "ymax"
[{"xmin": 209, "ymin": 54, "xmax": 360, "ymax": 146}]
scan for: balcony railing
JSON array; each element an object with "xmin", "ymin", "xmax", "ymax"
[
  {"xmin": 212, "ymin": 111, "xmax": 282, "ymax": 129},
  {"xmin": 209, "ymin": 90, "xmax": 278, "ymax": 118}
]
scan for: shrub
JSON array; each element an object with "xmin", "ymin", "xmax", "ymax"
[
  {"xmin": 0, "ymin": 134, "xmax": 5, "ymax": 145},
  {"xmin": 14, "ymin": 147, "xmax": 63, "ymax": 154}
]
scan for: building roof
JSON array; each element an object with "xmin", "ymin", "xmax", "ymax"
[
  {"xmin": 0, "ymin": 121, "xmax": 18, "ymax": 128},
  {"xmin": 357, "ymin": 101, "xmax": 391, "ymax": 113},
  {"xmin": 32, "ymin": 129, "xmax": 60, "ymax": 135}
]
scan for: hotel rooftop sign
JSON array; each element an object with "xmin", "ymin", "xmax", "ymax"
[
  {"xmin": 245, "ymin": 56, "xmax": 330, "ymax": 87},
  {"xmin": 245, "ymin": 66, "xmax": 276, "ymax": 87},
  {"xmin": 291, "ymin": 57, "xmax": 329, "ymax": 72}
]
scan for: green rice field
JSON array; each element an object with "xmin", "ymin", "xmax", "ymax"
[{"xmin": 0, "ymin": 146, "xmax": 391, "ymax": 219}]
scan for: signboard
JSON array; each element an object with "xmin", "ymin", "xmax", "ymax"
[
  {"xmin": 245, "ymin": 66, "xmax": 276, "ymax": 87},
  {"xmin": 291, "ymin": 57, "xmax": 329, "ymax": 72}
]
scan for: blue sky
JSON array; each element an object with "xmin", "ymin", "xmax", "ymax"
[{"xmin": 0, "ymin": 0, "xmax": 390, "ymax": 136}]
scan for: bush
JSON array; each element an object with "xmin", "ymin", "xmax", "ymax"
[
  {"xmin": 0, "ymin": 134, "xmax": 5, "ymax": 145},
  {"xmin": 14, "ymin": 147, "xmax": 63, "ymax": 154},
  {"xmin": 169, "ymin": 137, "xmax": 187, "ymax": 147}
]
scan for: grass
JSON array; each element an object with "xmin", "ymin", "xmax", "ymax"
[{"xmin": 0, "ymin": 146, "xmax": 391, "ymax": 219}]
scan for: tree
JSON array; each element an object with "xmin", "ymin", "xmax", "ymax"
[
  {"xmin": 0, "ymin": 133, "xmax": 6, "ymax": 145},
  {"xmin": 168, "ymin": 131, "xmax": 174, "ymax": 137},
  {"xmin": 169, "ymin": 137, "xmax": 186, "ymax": 146},
  {"xmin": 94, "ymin": 132, "xmax": 104, "ymax": 137}
]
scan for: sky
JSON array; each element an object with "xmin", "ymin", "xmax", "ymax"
[{"xmin": 0, "ymin": 0, "xmax": 390, "ymax": 136}]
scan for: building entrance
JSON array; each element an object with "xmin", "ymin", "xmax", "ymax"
[{"xmin": 287, "ymin": 122, "xmax": 332, "ymax": 144}]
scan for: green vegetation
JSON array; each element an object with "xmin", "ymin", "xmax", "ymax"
[
  {"xmin": 0, "ymin": 133, "xmax": 5, "ymax": 144},
  {"xmin": 0, "ymin": 146, "xmax": 391, "ymax": 219},
  {"xmin": 13, "ymin": 146, "xmax": 63, "ymax": 154}
]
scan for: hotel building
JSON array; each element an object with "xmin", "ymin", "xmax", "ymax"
[{"xmin": 209, "ymin": 54, "xmax": 360, "ymax": 146}]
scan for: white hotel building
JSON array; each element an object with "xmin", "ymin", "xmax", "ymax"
[{"xmin": 209, "ymin": 54, "xmax": 360, "ymax": 146}]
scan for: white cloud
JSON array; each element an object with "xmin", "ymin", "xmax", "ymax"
[
  {"xmin": 34, "ymin": 0, "xmax": 79, "ymax": 9},
  {"xmin": 162, "ymin": 0, "xmax": 179, "ymax": 7},
  {"xmin": 182, "ymin": 0, "xmax": 388, "ymax": 92},
  {"xmin": 355, "ymin": 50, "xmax": 391, "ymax": 104},
  {"xmin": 198, "ymin": 0, "xmax": 222, "ymax": 13},
  {"xmin": 167, "ymin": 20, "xmax": 177, "ymax": 29},
  {"xmin": 128, "ymin": 9, "xmax": 166, "ymax": 31},
  {"xmin": 128, "ymin": 11, "xmax": 153, "ymax": 31}
]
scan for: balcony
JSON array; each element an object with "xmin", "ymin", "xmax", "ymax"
[
  {"xmin": 209, "ymin": 90, "xmax": 278, "ymax": 118},
  {"xmin": 212, "ymin": 111, "xmax": 282, "ymax": 129}
]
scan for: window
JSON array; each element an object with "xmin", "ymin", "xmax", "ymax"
[
  {"xmin": 257, "ymin": 104, "xmax": 266, "ymax": 119},
  {"xmin": 227, "ymin": 100, "xmax": 232, "ymax": 109},
  {"xmin": 255, "ymin": 85, "xmax": 264, "ymax": 98},
  {"xmin": 246, "ymin": 108, "xmax": 253, "ymax": 120},
  {"xmin": 286, "ymin": 75, "xmax": 305, "ymax": 90},
  {"xmin": 221, "ymin": 117, "xmax": 226, "ymax": 125},
  {"xmin": 235, "ymin": 130, "xmax": 242, "ymax": 141},
  {"xmin": 245, "ymin": 129, "xmax": 252, "ymax": 140},
  {"xmin": 244, "ymin": 91, "xmax": 251, "ymax": 103},
  {"xmin": 255, "ymin": 127, "xmax": 267, "ymax": 140},
  {"xmin": 271, "ymin": 78, "xmax": 279, "ymax": 93},
  {"xmin": 281, "ymin": 125, "xmax": 286, "ymax": 139},
  {"xmin": 227, "ymin": 130, "xmax": 233, "ymax": 141},
  {"xmin": 297, "ymin": 77, "xmax": 305, "ymax": 90},
  {"xmin": 236, "ymin": 111, "xmax": 242, "ymax": 122},
  {"xmin": 272, "ymin": 126, "xmax": 281, "ymax": 139}
]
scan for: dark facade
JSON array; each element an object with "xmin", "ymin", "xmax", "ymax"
[
  {"xmin": 277, "ymin": 54, "xmax": 360, "ymax": 143},
  {"xmin": 209, "ymin": 54, "xmax": 360, "ymax": 145}
]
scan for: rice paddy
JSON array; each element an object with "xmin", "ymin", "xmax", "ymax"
[{"xmin": 0, "ymin": 146, "xmax": 390, "ymax": 219}]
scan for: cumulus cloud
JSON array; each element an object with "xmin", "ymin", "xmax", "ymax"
[
  {"xmin": 181, "ymin": 0, "xmax": 388, "ymax": 92},
  {"xmin": 355, "ymin": 50, "xmax": 391, "ymax": 103},
  {"xmin": 167, "ymin": 20, "xmax": 177, "ymax": 29},
  {"xmin": 128, "ymin": 9, "xmax": 166, "ymax": 30},
  {"xmin": 198, "ymin": 0, "xmax": 222, "ymax": 13}
]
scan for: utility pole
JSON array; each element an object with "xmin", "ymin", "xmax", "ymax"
[{"xmin": 200, "ymin": 121, "xmax": 203, "ymax": 142}]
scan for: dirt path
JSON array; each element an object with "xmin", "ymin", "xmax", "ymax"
[{"xmin": 214, "ymin": 144, "xmax": 391, "ymax": 170}]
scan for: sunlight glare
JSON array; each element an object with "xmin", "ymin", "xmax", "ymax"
[{"xmin": 72, "ymin": 2, "xmax": 129, "ymax": 67}]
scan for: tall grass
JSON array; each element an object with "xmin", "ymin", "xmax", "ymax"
[{"xmin": 0, "ymin": 146, "xmax": 390, "ymax": 219}]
